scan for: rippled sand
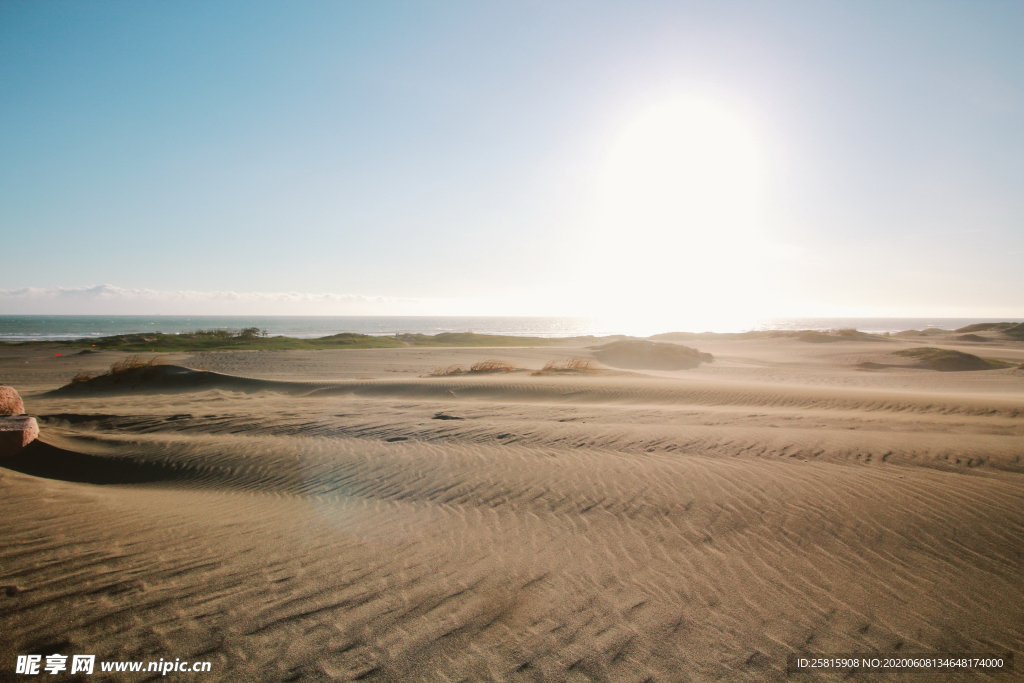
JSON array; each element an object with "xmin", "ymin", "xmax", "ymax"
[{"xmin": 1, "ymin": 337, "xmax": 1022, "ymax": 681}]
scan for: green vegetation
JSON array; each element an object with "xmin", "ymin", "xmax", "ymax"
[
  {"xmin": 394, "ymin": 332, "xmax": 560, "ymax": 347},
  {"xmin": 2, "ymin": 329, "xmax": 568, "ymax": 352},
  {"xmin": 892, "ymin": 347, "xmax": 1013, "ymax": 371},
  {"xmin": 955, "ymin": 322, "xmax": 1024, "ymax": 338}
]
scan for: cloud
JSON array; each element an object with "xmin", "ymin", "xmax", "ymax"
[{"xmin": 0, "ymin": 285, "xmax": 423, "ymax": 315}]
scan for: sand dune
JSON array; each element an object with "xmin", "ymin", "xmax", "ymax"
[
  {"xmin": 592, "ymin": 340, "xmax": 713, "ymax": 370},
  {"xmin": 1, "ymin": 337, "xmax": 1022, "ymax": 681}
]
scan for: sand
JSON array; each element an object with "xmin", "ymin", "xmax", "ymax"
[{"xmin": 1, "ymin": 332, "xmax": 1022, "ymax": 681}]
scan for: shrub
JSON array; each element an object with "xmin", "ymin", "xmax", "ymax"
[
  {"xmin": 532, "ymin": 358, "xmax": 597, "ymax": 375},
  {"xmin": 469, "ymin": 359, "xmax": 516, "ymax": 373},
  {"xmin": 429, "ymin": 365, "xmax": 467, "ymax": 376},
  {"xmin": 108, "ymin": 355, "xmax": 163, "ymax": 375}
]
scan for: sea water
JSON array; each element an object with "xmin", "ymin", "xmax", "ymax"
[{"xmin": 1, "ymin": 315, "xmax": 1020, "ymax": 342}]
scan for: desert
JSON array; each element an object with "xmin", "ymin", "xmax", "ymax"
[
  {"xmin": 1, "ymin": 329, "xmax": 1022, "ymax": 681},
  {"xmin": 6, "ymin": 2, "xmax": 1024, "ymax": 680}
]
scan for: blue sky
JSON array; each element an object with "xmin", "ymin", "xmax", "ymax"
[{"xmin": 2, "ymin": 1, "xmax": 1022, "ymax": 323}]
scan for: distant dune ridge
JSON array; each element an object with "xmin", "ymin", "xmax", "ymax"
[
  {"xmin": 593, "ymin": 339, "xmax": 713, "ymax": 370},
  {"xmin": 50, "ymin": 363, "xmax": 302, "ymax": 396},
  {"xmin": 956, "ymin": 321, "xmax": 1024, "ymax": 337},
  {"xmin": 893, "ymin": 328, "xmax": 950, "ymax": 337},
  {"xmin": 651, "ymin": 328, "xmax": 890, "ymax": 343},
  {"xmin": 5, "ymin": 320, "xmax": 1022, "ymax": 353},
  {"xmin": 1, "ymin": 327, "xmax": 1023, "ymax": 681},
  {"xmin": 891, "ymin": 347, "xmax": 1012, "ymax": 371}
]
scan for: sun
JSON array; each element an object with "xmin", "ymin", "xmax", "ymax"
[
  {"xmin": 592, "ymin": 95, "xmax": 769, "ymax": 330},
  {"xmin": 602, "ymin": 96, "xmax": 764, "ymax": 246}
]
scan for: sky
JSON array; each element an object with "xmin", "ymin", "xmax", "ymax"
[{"xmin": 1, "ymin": 0, "xmax": 1023, "ymax": 327}]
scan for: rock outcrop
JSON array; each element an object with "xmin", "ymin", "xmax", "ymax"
[
  {"xmin": 0, "ymin": 386, "xmax": 25, "ymax": 416},
  {"xmin": 0, "ymin": 386, "xmax": 37, "ymax": 456},
  {"xmin": 0, "ymin": 416, "xmax": 38, "ymax": 456}
]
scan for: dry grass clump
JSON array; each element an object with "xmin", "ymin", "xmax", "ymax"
[
  {"xmin": 532, "ymin": 358, "xmax": 598, "ymax": 375},
  {"xmin": 67, "ymin": 355, "xmax": 163, "ymax": 386},
  {"xmin": 470, "ymin": 359, "xmax": 516, "ymax": 373},
  {"xmin": 427, "ymin": 359, "xmax": 517, "ymax": 376},
  {"xmin": 429, "ymin": 365, "xmax": 468, "ymax": 376},
  {"xmin": 109, "ymin": 355, "xmax": 163, "ymax": 375}
]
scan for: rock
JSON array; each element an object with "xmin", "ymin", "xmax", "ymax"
[
  {"xmin": 0, "ymin": 386, "xmax": 25, "ymax": 416},
  {"xmin": 0, "ymin": 416, "xmax": 38, "ymax": 456}
]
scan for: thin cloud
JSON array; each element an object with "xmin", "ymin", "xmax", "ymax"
[{"xmin": 0, "ymin": 285, "xmax": 421, "ymax": 315}]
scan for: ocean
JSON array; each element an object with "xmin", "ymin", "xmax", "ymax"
[{"xmin": 0, "ymin": 315, "xmax": 1021, "ymax": 343}]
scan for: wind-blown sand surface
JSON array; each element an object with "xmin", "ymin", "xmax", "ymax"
[{"xmin": 1, "ymin": 334, "xmax": 1022, "ymax": 681}]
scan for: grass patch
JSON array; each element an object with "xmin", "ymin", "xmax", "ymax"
[
  {"xmin": 428, "ymin": 365, "xmax": 468, "ymax": 376},
  {"xmin": 532, "ymin": 358, "xmax": 598, "ymax": 375},
  {"xmin": 109, "ymin": 355, "xmax": 163, "ymax": 374},
  {"xmin": 395, "ymin": 333, "xmax": 559, "ymax": 347},
  {"xmin": 427, "ymin": 359, "xmax": 518, "ymax": 376},
  {"xmin": 470, "ymin": 359, "xmax": 517, "ymax": 373},
  {"xmin": 70, "ymin": 370, "xmax": 95, "ymax": 384},
  {"xmin": 71, "ymin": 355, "xmax": 164, "ymax": 384}
]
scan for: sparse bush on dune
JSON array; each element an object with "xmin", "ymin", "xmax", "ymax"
[
  {"xmin": 531, "ymin": 358, "xmax": 598, "ymax": 375},
  {"xmin": 428, "ymin": 365, "xmax": 468, "ymax": 376},
  {"xmin": 69, "ymin": 355, "xmax": 163, "ymax": 385},
  {"xmin": 469, "ymin": 359, "xmax": 516, "ymax": 373},
  {"xmin": 396, "ymin": 332, "xmax": 557, "ymax": 347},
  {"xmin": 109, "ymin": 355, "xmax": 163, "ymax": 375},
  {"xmin": 427, "ymin": 359, "xmax": 518, "ymax": 376}
]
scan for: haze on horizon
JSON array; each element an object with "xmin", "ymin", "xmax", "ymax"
[{"xmin": 2, "ymin": 1, "xmax": 1023, "ymax": 329}]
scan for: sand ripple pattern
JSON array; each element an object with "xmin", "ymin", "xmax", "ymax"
[{"xmin": 2, "ymin": 370, "xmax": 1023, "ymax": 682}]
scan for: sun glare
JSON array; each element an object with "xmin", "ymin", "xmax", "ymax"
[
  {"xmin": 603, "ymin": 96, "xmax": 764, "ymax": 246},
  {"xmin": 594, "ymin": 96, "xmax": 769, "ymax": 329}
]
